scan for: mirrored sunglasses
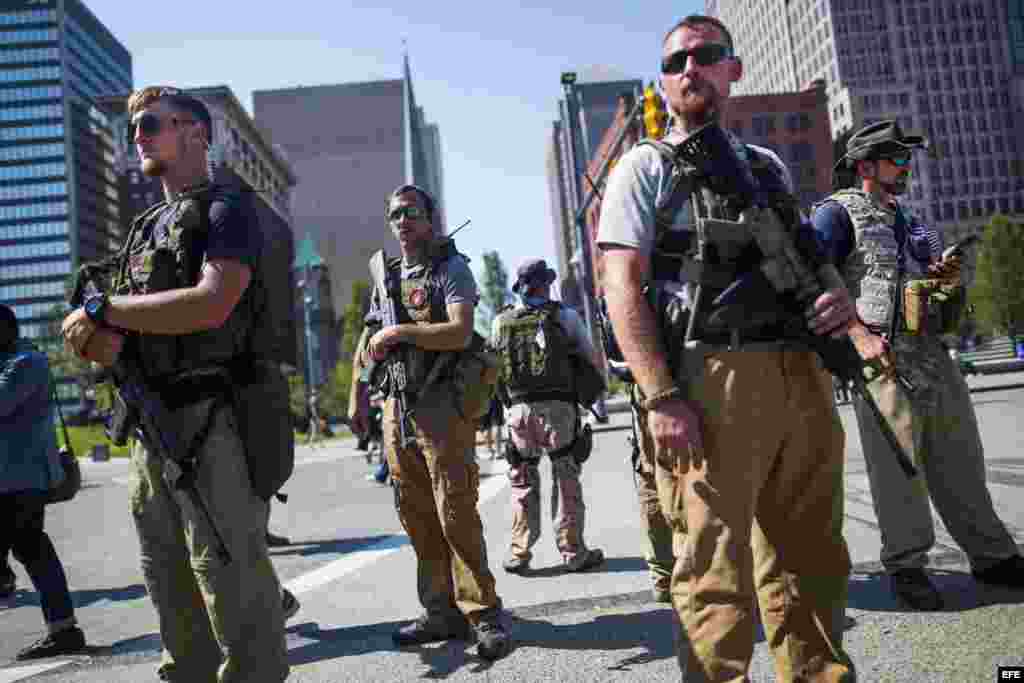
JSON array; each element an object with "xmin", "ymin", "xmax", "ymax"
[{"xmin": 388, "ymin": 205, "xmax": 427, "ymax": 222}]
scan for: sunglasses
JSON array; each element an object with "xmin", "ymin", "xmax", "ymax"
[
  {"xmin": 661, "ymin": 43, "xmax": 733, "ymax": 74},
  {"xmin": 131, "ymin": 112, "xmax": 196, "ymax": 139},
  {"xmin": 884, "ymin": 156, "xmax": 912, "ymax": 167},
  {"xmin": 388, "ymin": 205, "xmax": 427, "ymax": 222}
]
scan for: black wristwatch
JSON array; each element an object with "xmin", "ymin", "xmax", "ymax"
[{"xmin": 83, "ymin": 293, "xmax": 109, "ymax": 327}]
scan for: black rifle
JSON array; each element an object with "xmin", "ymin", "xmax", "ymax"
[
  {"xmin": 72, "ymin": 273, "xmax": 232, "ymax": 564},
  {"xmin": 674, "ymin": 122, "xmax": 917, "ymax": 478},
  {"xmin": 367, "ymin": 249, "xmax": 414, "ymax": 449}
]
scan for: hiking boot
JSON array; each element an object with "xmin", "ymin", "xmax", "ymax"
[
  {"xmin": 890, "ymin": 568, "xmax": 943, "ymax": 611},
  {"xmin": 972, "ymin": 554, "xmax": 1024, "ymax": 589},
  {"xmin": 16, "ymin": 626, "xmax": 86, "ymax": 660},
  {"xmin": 475, "ymin": 618, "xmax": 511, "ymax": 661},
  {"xmin": 565, "ymin": 548, "xmax": 605, "ymax": 573},
  {"xmin": 282, "ymin": 588, "xmax": 300, "ymax": 621},
  {"xmin": 266, "ymin": 531, "xmax": 291, "ymax": 547},
  {"xmin": 392, "ymin": 613, "xmax": 470, "ymax": 646},
  {"xmin": 652, "ymin": 585, "xmax": 672, "ymax": 604},
  {"xmin": 503, "ymin": 555, "xmax": 530, "ymax": 575}
]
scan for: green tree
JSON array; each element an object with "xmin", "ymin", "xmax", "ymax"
[
  {"xmin": 476, "ymin": 251, "xmax": 511, "ymax": 334},
  {"xmin": 970, "ymin": 215, "xmax": 1024, "ymax": 342},
  {"xmin": 342, "ymin": 279, "xmax": 370, "ymax": 359}
]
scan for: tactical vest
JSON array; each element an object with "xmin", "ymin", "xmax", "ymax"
[
  {"xmin": 389, "ymin": 254, "xmax": 451, "ymax": 393},
  {"xmin": 823, "ymin": 190, "xmax": 928, "ymax": 335},
  {"xmin": 496, "ymin": 301, "xmax": 577, "ymax": 404},
  {"xmin": 640, "ymin": 138, "xmax": 803, "ymax": 341},
  {"xmin": 111, "ymin": 184, "xmax": 254, "ymax": 380}
]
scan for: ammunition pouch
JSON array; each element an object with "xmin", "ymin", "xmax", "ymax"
[
  {"xmin": 107, "ymin": 390, "xmax": 139, "ymax": 447},
  {"xmin": 451, "ymin": 332, "xmax": 500, "ymax": 421},
  {"xmin": 903, "ymin": 280, "xmax": 966, "ymax": 336}
]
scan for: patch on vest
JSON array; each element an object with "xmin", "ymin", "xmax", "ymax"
[{"xmin": 408, "ymin": 287, "xmax": 428, "ymax": 309}]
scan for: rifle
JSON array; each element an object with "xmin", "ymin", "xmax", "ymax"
[
  {"xmin": 72, "ymin": 272, "xmax": 233, "ymax": 564},
  {"xmin": 367, "ymin": 250, "xmax": 414, "ymax": 449},
  {"xmin": 674, "ymin": 122, "xmax": 918, "ymax": 478}
]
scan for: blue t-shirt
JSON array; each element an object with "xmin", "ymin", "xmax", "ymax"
[{"xmin": 812, "ymin": 199, "xmax": 909, "ymax": 267}]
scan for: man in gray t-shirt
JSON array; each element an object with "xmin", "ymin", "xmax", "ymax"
[
  {"xmin": 596, "ymin": 14, "xmax": 857, "ymax": 681},
  {"xmin": 348, "ymin": 185, "xmax": 509, "ymax": 661}
]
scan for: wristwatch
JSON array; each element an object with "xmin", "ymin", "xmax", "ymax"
[{"xmin": 83, "ymin": 293, "xmax": 109, "ymax": 327}]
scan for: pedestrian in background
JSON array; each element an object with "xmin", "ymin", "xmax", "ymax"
[{"xmin": 0, "ymin": 304, "xmax": 87, "ymax": 660}]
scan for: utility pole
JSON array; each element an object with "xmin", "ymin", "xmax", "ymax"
[{"xmin": 560, "ymin": 71, "xmax": 597, "ymax": 340}]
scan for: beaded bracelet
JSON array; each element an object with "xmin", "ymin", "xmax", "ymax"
[{"xmin": 641, "ymin": 385, "xmax": 684, "ymax": 411}]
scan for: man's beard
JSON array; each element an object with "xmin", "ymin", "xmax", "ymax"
[
  {"xmin": 882, "ymin": 174, "xmax": 910, "ymax": 196},
  {"xmin": 140, "ymin": 157, "xmax": 167, "ymax": 177},
  {"xmin": 674, "ymin": 77, "xmax": 721, "ymax": 128}
]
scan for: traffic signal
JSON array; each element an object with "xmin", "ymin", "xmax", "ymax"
[{"xmin": 642, "ymin": 84, "xmax": 668, "ymax": 139}]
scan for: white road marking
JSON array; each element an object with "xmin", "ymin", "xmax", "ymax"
[
  {"xmin": 284, "ymin": 471, "xmax": 509, "ymax": 597},
  {"xmin": 0, "ymin": 660, "xmax": 70, "ymax": 683}
]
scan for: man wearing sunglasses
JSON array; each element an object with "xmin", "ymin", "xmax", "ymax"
[
  {"xmin": 60, "ymin": 86, "xmax": 291, "ymax": 682},
  {"xmin": 599, "ymin": 14, "xmax": 857, "ymax": 682},
  {"xmin": 348, "ymin": 184, "xmax": 510, "ymax": 661},
  {"xmin": 813, "ymin": 120, "xmax": 1024, "ymax": 612}
]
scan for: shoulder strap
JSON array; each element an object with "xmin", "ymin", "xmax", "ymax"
[{"xmin": 635, "ymin": 138, "xmax": 692, "ymax": 240}]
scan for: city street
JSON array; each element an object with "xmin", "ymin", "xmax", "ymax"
[{"xmin": 2, "ymin": 375, "xmax": 1023, "ymax": 682}]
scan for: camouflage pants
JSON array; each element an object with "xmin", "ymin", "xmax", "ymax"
[
  {"xmin": 383, "ymin": 384, "xmax": 500, "ymax": 621},
  {"xmin": 130, "ymin": 399, "xmax": 288, "ymax": 683},
  {"xmin": 629, "ymin": 392, "xmax": 674, "ymax": 593},
  {"xmin": 854, "ymin": 336, "xmax": 1017, "ymax": 572},
  {"xmin": 504, "ymin": 400, "xmax": 591, "ymax": 565},
  {"xmin": 651, "ymin": 348, "xmax": 853, "ymax": 682}
]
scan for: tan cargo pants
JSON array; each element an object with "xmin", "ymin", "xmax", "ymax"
[
  {"xmin": 505, "ymin": 400, "xmax": 592, "ymax": 565},
  {"xmin": 629, "ymin": 392, "xmax": 674, "ymax": 594},
  {"xmin": 854, "ymin": 335, "xmax": 1017, "ymax": 572},
  {"xmin": 130, "ymin": 399, "xmax": 288, "ymax": 683},
  {"xmin": 652, "ymin": 347, "xmax": 853, "ymax": 682},
  {"xmin": 383, "ymin": 382, "xmax": 501, "ymax": 621}
]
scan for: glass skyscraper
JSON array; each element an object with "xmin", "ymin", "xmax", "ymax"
[{"xmin": 0, "ymin": 0, "xmax": 131, "ymax": 405}]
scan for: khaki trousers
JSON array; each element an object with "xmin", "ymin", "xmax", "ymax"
[
  {"xmin": 631, "ymin": 396, "xmax": 674, "ymax": 593},
  {"xmin": 653, "ymin": 348, "xmax": 853, "ymax": 682},
  {"xmin": 383, "ymin": 384, "xmax": 500, "ymax": 621},
  {"xmin": 505, "ymin": 400, "xmax": 590, "ymax": 564},
  {"xmin": 130, "ymin": 400, "xmax": 288, "ymax": 683},
  {"xmin": 854, "ymin": 336, "xmax": 1017, "ymax": 572}
]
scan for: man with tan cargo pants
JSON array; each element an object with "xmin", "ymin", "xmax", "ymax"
[{"xmin": 598, "ymin": 14, "xmax": 857, "ymax": 681}]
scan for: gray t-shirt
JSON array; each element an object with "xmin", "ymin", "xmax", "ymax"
[
  {"xmin": 596, "ymin": 130, "xmax": 794, "ymax": 262},
  {"xmin": 398, "ymin": 254, "xmax": 478, "ymax": 307}
]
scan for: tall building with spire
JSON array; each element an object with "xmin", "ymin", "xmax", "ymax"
[{"xmin": 253, "ymin": 56, "xmax": 444, "ymax": 321}]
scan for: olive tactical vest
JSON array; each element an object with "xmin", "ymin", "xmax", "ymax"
[
  {"xmin": 825, "ymin": 190, "xmax": 928, "ymax": 335},
  {"xmin": 112, "ymin": 184, "xmax": 253, "ymax": 379},
  {"xmin": 639, "ymin": 138, "xmax": 801, "ymax": 338},
  {"xmin": 495, "ymin": 301, "xmax": 577, "ymax": 404},
  {"xmin": 390, "ymin": 255, "xmax": 450, "ymax": 392}
]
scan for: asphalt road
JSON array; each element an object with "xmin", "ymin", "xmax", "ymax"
[{"xmin": 2, "ymin": 376, "xmax": 1023, "ymax": 682}]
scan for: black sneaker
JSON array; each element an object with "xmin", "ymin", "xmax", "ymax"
[
  {"xmin": 890, "ymin": 568, "xmax": 943, "ymax": 611},
  {"xmin": 15, "ymin": 626, "xmax": 86, "ymax": 660},
  {"xmin": 282, "ymin": 588, "xmax": 300, "ymax": 621},
  {"xmin": 266, "ymin": 531, "xmax": 291, "ymax": 547},
  {"xmin": 502, "ymin": 555, "xmax": 530, "ymax": 575},
  {"xmin": 392, "ymin": 613, "xmax": 470, "ymax": 646},
  {"xmin": 972, "ymin": 554, "xmax": 1024, "ymax": 589},
  {"xmin": 475, "ymin": 618, "xmax": 510, "ymax": 661},
  {"xmin": 565, "ymin": 548, "xmax": 605, "ymax": 573}
]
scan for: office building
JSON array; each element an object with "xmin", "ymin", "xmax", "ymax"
[
  {"xmin": 253, "ymin": 56, "xmax": 444, "ymax": 321},
  {"xmin": 0, "ymin": 0, "xmax": 131, "ymax": 405},
  {"xmin": 707, "ymin": 0, "xmax": 1024, "ymax": 243},
  {"xmin": 545, "ymin": 67, "xmax": 642, "ymax": 307}
]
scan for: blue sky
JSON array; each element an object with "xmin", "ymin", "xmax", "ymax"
[{"xmin": 86, "ymin": 1, "xmax": 702, "ymax": 290}]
